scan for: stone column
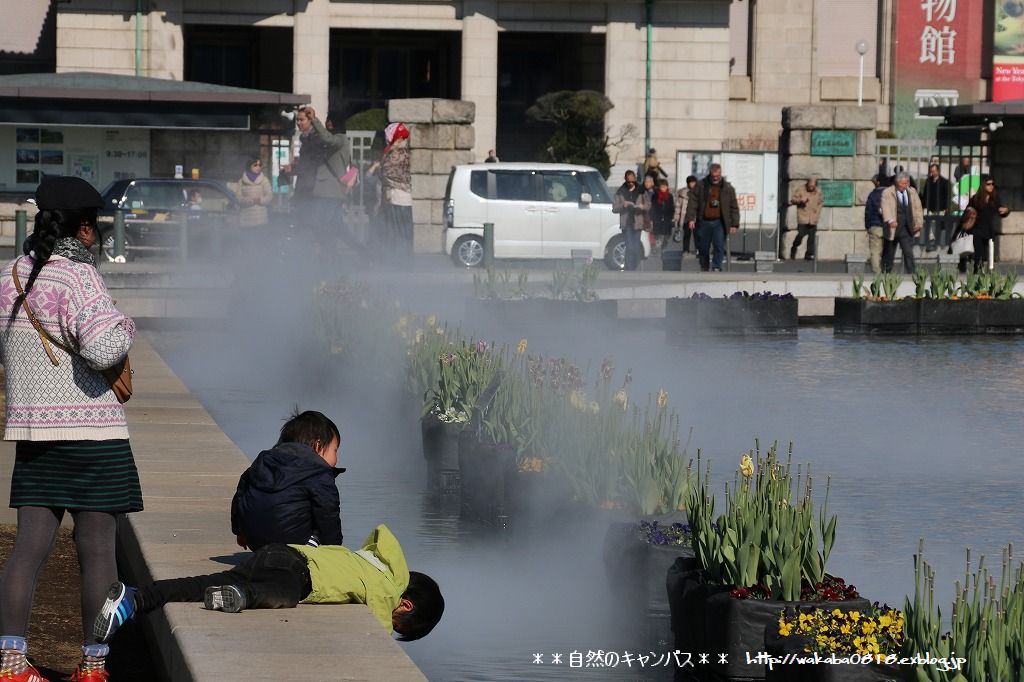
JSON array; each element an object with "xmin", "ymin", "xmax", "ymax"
[
  {"xmin": 148, "ymin": 0, "xmax": 183, "ymax": 80},
  {"xmin": 461, "ymin": 0, "xmax": 497, "ymax": 161},
  {"xmin": 293, "ymin": 0, "xmax": 330, "ymax": 112},
  {"xmin": 605, "ymin": 14, "xmax": 645, "ymax": 176},
  {"xmin": 781, "ymin": 105, "xmax": 877, "ymax": 260}
]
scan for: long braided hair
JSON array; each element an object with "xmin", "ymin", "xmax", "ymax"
[{"xmin": 12, "ymin": 207, "xmax": 96, "ymax": 310}]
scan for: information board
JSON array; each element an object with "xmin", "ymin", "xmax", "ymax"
[
  {"xmin": 819, "ymin": 180, "xmax": 855, "ymax": 207},
  {"xmin": 811, "ymin": 130, "xmax": 856, "ymax": 157}
]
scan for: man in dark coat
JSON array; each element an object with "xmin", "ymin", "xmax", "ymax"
[
  {"xmin": 920, "ymin": 163, "xmax": 951, "ymax": 250},
  {"xmin": 231, "ymin": 410, "xmax": 344, "ymax": 550},
  {"xmin": 684, "ymin": 163, "xmax": 740, "ymax": 272}
]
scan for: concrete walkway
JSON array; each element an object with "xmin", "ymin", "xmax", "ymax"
[{"xmin": 0, "ymin": 335, "xmax": 426, "ymax": 681}]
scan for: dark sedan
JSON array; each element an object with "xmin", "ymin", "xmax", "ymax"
[{"xmin": 97, "ymin": 178, "xmax": 239, "ymax": 261}]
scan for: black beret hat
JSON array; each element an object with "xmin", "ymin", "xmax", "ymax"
[{"xmin": 34, "ymin": 176, "xmax": 104, "ymax": 211}]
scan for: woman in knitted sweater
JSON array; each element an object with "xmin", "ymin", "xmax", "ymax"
[
  {"xmin": 0, "ymin": 176, "xmax": 141, "ymax": 682},
  {"xmin": 369, "ymin": 122, "xmax": 413, "ymax": 266}
]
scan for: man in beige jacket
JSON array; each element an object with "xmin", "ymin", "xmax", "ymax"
[
  {"xmin": 880, "ymin": 171, "xmax": 923, "ymax": 273},
  {"xmin": 788, "ymin": 178, "xmax": 823, "ymax": 260}
]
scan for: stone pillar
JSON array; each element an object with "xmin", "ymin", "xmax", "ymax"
[
  {"xmin": 781, "ymin": 105, "xmax": 877, "ymax": 260},
  {"xmin": 461, "ymin": 1, "xmax": 497, "ymax": 161},
  {"xmin": 293, "ymin": 0, "xmax": 330, "ymax": 112},
  {"xmin": 148, "ymin": 0, "xmax": 183, "ymax": 80},
  {"xmin": 605, "ymin": 15, "xmax": 645, "ymax": 176},
  {"xmin": 388, "ymin": 99, "xmax": 475, "ymax": 252}
]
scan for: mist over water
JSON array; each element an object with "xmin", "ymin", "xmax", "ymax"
[{"xmin": 146, "ymin": 255, "xmax": 1024, "ymax": 681}]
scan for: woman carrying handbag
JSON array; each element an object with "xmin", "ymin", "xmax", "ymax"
[
  {"xmin": 964, "ymin": 174, "xmax": 1010, "ymax": 272},
  {"xmin": 0, "ymin": 177, "xmax": 141, "ymax": 682}
]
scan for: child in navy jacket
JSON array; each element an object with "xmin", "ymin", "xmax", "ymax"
[{"xmin": 230, "ymin": 410, "xmax": 344, "ymax": 550}]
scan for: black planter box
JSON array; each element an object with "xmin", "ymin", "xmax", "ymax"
[
  {"xmin": 421, "ymin": 415, "xmax": 463, "ymax": 492},
  {"xmin": 458, "ymin": 432, "xmax": 573, "ymax": 527},
  {"xmin": 701, "ymin": 593, "xmax": 872, "ymax": 681},
  {"xmin": 603, "ymin": 521, "xmax": 699, "ymax": 617},
  {"xmin": 977, "ymin": 299, "xmax": 1024, "ymax": 333},
  {"xmin": 833, "ymin": 298, "xmax": 918, "ymax": 335},
  {"xmin": 458, "ymin": 433, "xmax": 514, "ymax": 522},
  {"xmin": 666, "ymin": 298, "xmax": 799, "ymax": 337},
  {"xmin": 918, "ymin": 299, "xmax": 979, "ymax": 334},
  {"xmin": 836, "ymin": 298, "xmax": 1024, "ymax": 335}
]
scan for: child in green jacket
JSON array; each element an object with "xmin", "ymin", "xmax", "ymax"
[{"xmin": 93, "ymin": 525, "xmax": 443, "ymax": 642}]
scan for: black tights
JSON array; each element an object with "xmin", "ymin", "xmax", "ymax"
[
  {"xmin": 0, "ymin": 507, "xmax": 118, "ymax": 644},
  {"xmin": 136, "ymin": 544, "xmax": 311, "ymax": 614}
]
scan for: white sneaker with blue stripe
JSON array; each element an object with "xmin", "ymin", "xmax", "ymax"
[{"xmin": 93, "ymin": 581, "xmax": 137, "ymax": 643}]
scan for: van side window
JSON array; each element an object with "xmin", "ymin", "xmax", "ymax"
[
  {"xmin": 542, "ymin": 173, "xmax": 583, "ymax": 203},
  {"xmin": 494, "ymin": 172, "xmax": 538, "ymax": 201},
  {"xmin": 581, "ymin": 172, "xmax": 613, "ymax": 204},
  {"xmin": 470, "ymin": 171, "xmax": 487, "ymax": 198}
]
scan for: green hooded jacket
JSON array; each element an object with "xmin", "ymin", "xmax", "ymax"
[{"xmin": 291, "ymin": 524, "xmax": 410, "ymax": 631}]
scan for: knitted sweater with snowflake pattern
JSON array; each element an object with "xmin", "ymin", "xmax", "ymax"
[{"xmin": 0, "ymin": 255, "xmax": 135, "ymax": 440}]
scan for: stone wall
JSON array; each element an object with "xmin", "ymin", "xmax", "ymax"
[
  {"xmin": 780, "ymin": 105, "xmax": 877, "ymax": 260},
  {"xmin": 387, "ymin": 98, "xmax": 475, "ymax": 253}
]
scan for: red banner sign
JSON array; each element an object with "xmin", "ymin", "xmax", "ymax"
[{"xmin": 893, "ymin": 0, "xmax": 983, "ymax": 137}]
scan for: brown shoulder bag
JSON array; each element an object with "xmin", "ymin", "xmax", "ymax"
[{"xmin": 11, "ymin": 263, "xmax": 133, "ymax": 403}]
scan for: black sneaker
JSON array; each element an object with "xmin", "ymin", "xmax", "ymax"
[{"xmin": 204, "ymin": 585, "xmax": 247, "ymax": 613}]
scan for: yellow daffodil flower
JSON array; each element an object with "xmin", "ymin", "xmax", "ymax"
[
  {"xmin": 657, "ymin": 389, "xmax": 669, "ymax": 408},
  {"xmin": 739, "ymin": 454, "xmax": 754, "ymax": 478},
  {"xmin": 516, "ymin": 338, "xmax": 528, "ymax": 354}
]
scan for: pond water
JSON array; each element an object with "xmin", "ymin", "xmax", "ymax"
[{"xmin": 147, "ymin": 298, "xmax": 1024, "ymax": 681}]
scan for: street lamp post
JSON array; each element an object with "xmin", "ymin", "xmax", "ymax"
[{"xmin": 856, "ymin": 40, "xmax": 870, "ymax": 107}]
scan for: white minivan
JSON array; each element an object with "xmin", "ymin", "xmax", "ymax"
[{"xmin": 442, "ymin": 163, "xmax": 648, "ymax": 269}]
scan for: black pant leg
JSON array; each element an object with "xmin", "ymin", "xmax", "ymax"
[
  {"xmin": 805, "ymin": 226, "xmax": 817, "ymax": 257},
  {"xmin": 135, "ymin": 545, "xmax": 310, "ymax": 613},
  {"xmin": 881, "ymin": 238, "xmax": 895, "ymax": 273},
  {"xmin": 244, "ymin": 544, "xmax": 312, "ymax": 609},
  {"xmin": 898, "ymin": 230, "xmax": 916, "ymax": 272}
]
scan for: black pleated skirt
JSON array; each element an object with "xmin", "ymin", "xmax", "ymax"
[{"xmin": 10, "ymin": 439, "xmax": 144, "ymax": 512}]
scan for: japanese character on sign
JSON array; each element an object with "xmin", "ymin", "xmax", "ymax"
[
  {"xmin": 920, "ymin": 0, "xmax": 956, "ymax": 23},
  {"xmin": 920, "ymin": 25, "xmax": 957, "ymax": 65}
]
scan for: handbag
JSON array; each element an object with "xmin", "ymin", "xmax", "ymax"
[
  {"xmin": 12, "ymin": 263, "xmax": 133, "ymax": 403},
  {"xmin": 949, "ymin": 230, "xmax": 974, "ymax": 257},
  {"xmin": 340, "ymin": 165, "xmax": 359, "ymax": 190}
]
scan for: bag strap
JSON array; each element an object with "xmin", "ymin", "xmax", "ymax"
[{"xmin": 11, "ymin": 259, "xmax": 76, "ymax": 367}]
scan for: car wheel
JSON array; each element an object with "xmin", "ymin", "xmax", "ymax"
[
  {"xmin": 605, "ymin": 234, "xmax": 626, "ymax": 270},
  {"xmin": 101, "ymin": 230, "xmax": 133, "ymax": 263},
  {"xmin": 452, "ymin": 235, "xmax": 485, "ymax": 268}
]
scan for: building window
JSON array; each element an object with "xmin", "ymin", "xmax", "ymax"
[
  {"xmin": 328, "ymin": 30, "xmax": 461, "ymax": 125},
  {"xmin": 185, "ymin": 25, "xmax": 292, "ymax": 92}
]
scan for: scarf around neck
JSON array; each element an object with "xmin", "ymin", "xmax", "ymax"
[
  {"xmin": 245, "ymin": 169, "xmax": 262, "ymax": 183},
  {"xmin": 51, "ymin": 237, "xmax": 96, "ymax": 267}
]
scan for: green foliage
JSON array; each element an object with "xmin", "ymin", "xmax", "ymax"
[
  {"xmin": 473, "ymin": 267, "xmax": 531, "ymax": 300},
  {"xmin": 882, "ymin": 273, "xmax": 902, "ymax": 300},
  {"xmin": 913, "ymin": 267, "xmax": 930, "ymax": 298},
  {"xmin": 904, "ymin": 540, "xmax": 1024, "ymax": 682},
  {"xmin": 345, "ymin": 108, "xmax": 386, "ymax": 133},
  {"xmin": 959, "ymin": 270, "xmax": 1020, "ymax": 299},
  {"xmin": 425, "ymin": 340, "xmax": 502, "ymax": 424},
  {"xmin": 851, "ymin": 274, "xmax": 864, "ymax": 299},
  {"xmin": 686, "ymin": 442, "xmax": 837, "ymax": 600},
  {"xmin": 547, "ymin": 264, "xmax": 601, "ymax": 301},
  {"xmin": 928, "ymin": 268, "xmax": 959, "ymax": 299},
  {"xmin": 527, "ymin": 90, "xmax": 614, "ymax": 177}
]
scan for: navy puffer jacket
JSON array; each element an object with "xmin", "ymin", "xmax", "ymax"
[{"xmin": 230, "ymin": 442, "xmax": 344, "ymax": 550}]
